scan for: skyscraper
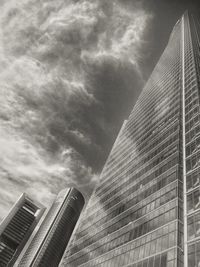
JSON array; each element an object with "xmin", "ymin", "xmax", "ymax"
[
  {"xmin": 60, "ymin": 12, "xmax": 200, "ymax": 267},
  {"xmin": 17, "ymin": 188, "xmax": 85, "ymax": 267},
  {"xmin": 0, "ymin": 194, "xmax": 45, "ymax": 266}
]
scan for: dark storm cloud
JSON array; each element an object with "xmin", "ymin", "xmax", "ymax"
[
  {"xmin": 65, "ymin": 56, "xmax": 143, "ymax": 171},
  {"xmin": 0, "ymin": 0, "xmax": 150, "ymax": 220}
]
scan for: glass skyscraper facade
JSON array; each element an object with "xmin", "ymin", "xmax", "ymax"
[
  {"xmin": 0, "ymin": 194, "xmax": 45, "ymax": 266},
  {"xmin": 17, "ymin": 188, "xmax": 85, "ymax": 267},
  {"xmin": 60, "ymin": 12, "xmax": 200, "ymax": 267}
]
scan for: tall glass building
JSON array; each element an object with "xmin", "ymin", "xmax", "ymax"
[
  {"xmin": 60, "ymin": 12, "xmax": 200, "ymax": 267},
  {"xmin": 16, "ymin": 188, "xmax": 85, "ymax": 267},
  {"xmin": 0, "ymin": 194, "xmax": 45, "ymax": 266}
]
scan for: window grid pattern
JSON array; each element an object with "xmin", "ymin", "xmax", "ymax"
[
  {"xmin": 183, "ymin": 13, "xmax": 200, "ymax": 267},
  {"xmin": 60, "ymin": 16, "xmax": 184, "ymax": 267}
]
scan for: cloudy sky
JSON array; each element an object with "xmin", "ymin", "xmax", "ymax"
[{"xmin": 0, "ymin": 0, "xmax": 199, "ymax": 221}]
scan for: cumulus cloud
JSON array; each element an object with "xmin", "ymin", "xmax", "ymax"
[{"xmin": 0, "ymin": 0, "xmax": 151, "ymax": 221}]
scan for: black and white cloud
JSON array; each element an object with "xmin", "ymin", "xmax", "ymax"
[{"xmin": 0, "ymin": 0, "xmax": 152, "ymax": 220}]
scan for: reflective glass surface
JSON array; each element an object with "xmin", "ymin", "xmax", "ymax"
[{"xmin": 60, "ymin": 12, "xmax": 200, "ymax": 267}]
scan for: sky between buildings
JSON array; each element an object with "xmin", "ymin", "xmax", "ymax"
[{"xmin": 0, "ymin": 0, "xmax": 199, "ymax": 221}]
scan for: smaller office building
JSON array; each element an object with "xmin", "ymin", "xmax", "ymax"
[
  {"xmin": 17, "ymin": 188, "xmax": 85, "ymax": 267},
  {"xmin": 0, "ymin": 194, "xmax": 45, "ymax": 266}
]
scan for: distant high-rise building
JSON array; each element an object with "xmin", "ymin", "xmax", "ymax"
[
  {"xmin": 0, "ymin": 194, "xmax": 45, "ymax": 266},
  {"xmin": 17, "ymin": 188, "xmax": 85, "ymax": 267},
  {"xmin": 60, "ymin": 12, "xmax": 200, "ymax": 267}
]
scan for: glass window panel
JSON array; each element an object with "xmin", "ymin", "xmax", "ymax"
[
  {"xmin": 196, "ymin": 241, "xmax": 200, "ymax": 253},
  {"xmin": 154, "ymin": 255, "xmax": 161, "ymax": 267},
  {"xmin": 193, "ymin": 173, "xmax": 200, "ymax": 188},
  {"xmin": 167, "ymin": 260, "xmax": 175, "ymax": 267},
  {"xmin": 187, "ymin": 193, "xmax": 193, "ymax": 212},
  {"xmin": 196, "ymin": 252, "xmax": 200, "ymax": 267},
  {"xmin": 151, "ymin": 240, "xmax": 156, "ymax": 254},
  {"xmin": 169, "ymin": 232, "xmax": 175, "ymax": 247},
  {"xmin": 162, "ymin": 235, "xmax": 169, "ymax": 250},
  {"xmin": 145, "ymin": 242, "xmax": 150, "ymax": 257},
  {"xmin": 188, "ymin": 244, "xmax": 195, "ymax": 255},
  {"xmin": 194, "ymin": 190, "xmax": 200, "ymax": 209},
  {"xmin": 167, "ymin": 249, "xmax": 175, "ymax": 261},
  {"xmin": 143, "ymin": 259, "xmax": 148, "ymax": 267},
  {"xmin": 188, "ymin": 254, "xmax": 195, "ymax": 267},
  {"xmin": 187, "ymin": 173, "xmax": 193, "ymax": 191},
  {"xmin": 156, "ymin": 237, "xmax": 162, "ymax": 253},
  {"xmin": 160, "ymin": 253, "xmax": 167, "ymax": 267},
  {"xmin": 148, "ymin": 257, "xmax": 154, "ymax": 267},
  {"xmin": 188, "ymin": 216, "xmax": 195, "ymax": 240},
  {"xmin": 195, "ymin": 213, "xmax": 200, "ymax": 237},
  {"xmin": 186, "ymin": 159, "xmax": 192, "ymax": 172}
]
